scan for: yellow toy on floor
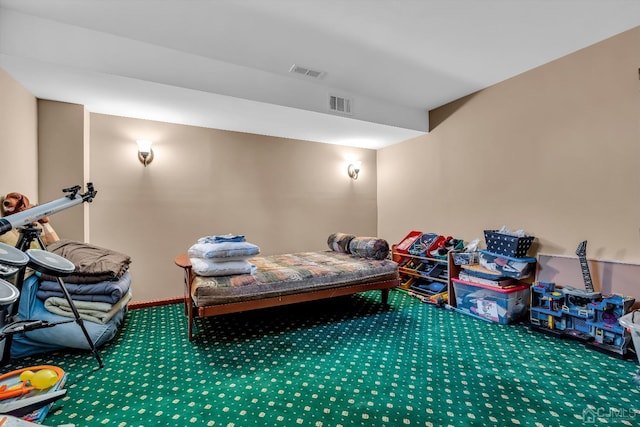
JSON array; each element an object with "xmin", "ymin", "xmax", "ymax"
[{"xmin": 0, "ymin": 365, "xmax": 67, "ymax": 425}]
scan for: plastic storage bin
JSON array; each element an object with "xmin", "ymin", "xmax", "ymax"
[
  {"xmin": 452, "ymin": 251, "xmax": 479, "ymax": 266},
  {"xmin": 394, "ymin": 231, "xmax": 423, "ymax": 255},
  {"xmin": 484, "ymin": 230, "xmax": 534, "ymax": 258},
  {"xmin": 619, "ymin": 310, "xmax": 640, "ymax": 364},
  {"xmin": 452, "ymin": 278, "xmax": 530, "ymax": 324},
  {"xmin": 408, "ymin": 233, "xmax": 441, "ymax": 257},
  {"xmin": 479, "ymin": 250, "xmax": 536, "ymax": 279}
]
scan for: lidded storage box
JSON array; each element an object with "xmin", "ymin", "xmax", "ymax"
[{"xmin": 452, "ymin": 278, "xmax": 530, "ymax": 325}]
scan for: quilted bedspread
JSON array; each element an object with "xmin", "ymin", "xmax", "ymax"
[{"xmin": 191, "ymin": 251, "xmax": 398, "ymax": 306}]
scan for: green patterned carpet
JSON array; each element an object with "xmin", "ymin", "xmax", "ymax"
[{"xmin": 3, "ymin": 290, "xmax": 639, "ymax": 426}]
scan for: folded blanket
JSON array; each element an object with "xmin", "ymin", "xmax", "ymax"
[
  {"xmin": 42, "ymin": 239, "xmax": 131, "ymax": 283},
  {"xmin": 44, "ymin": 290, "xmax": 132, "ymax": 324},
  {"xmin": 188, "ymin": 241, "xmax": 260, "ymax": 261},
  {"xmin": 198, "ymin": 234, "xmax": 246, "ymax": 243},
  {"xmin": 189, "ymin": 258, "xmax": 257, "ymax": 277},
  {"xmin": 37, "ymin": 271, "xmax": 131, "ymax": 304}
]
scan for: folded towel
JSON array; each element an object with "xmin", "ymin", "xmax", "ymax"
[
  {"xmin": 37, "ymin": 271, "xmax": 131, "ymax": 304},
  {"xmin": 42, "ymin": 239, "xmax": 131, "ymax": 283},
  {"xmin": 197, "ymin": 234, "xmax": 246, "ymax": 244},
  {"xmin": 44, "ymin": 290, "xmax": 132, "ymax": 324}
]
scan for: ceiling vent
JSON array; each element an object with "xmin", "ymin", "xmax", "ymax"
[
  {"xmin": 289, "ymin": 64, "xmax": 325, "ymax": 79},
  {"xmin": 329, "ymin": 94, "xmax": 352, "ymax": 115}
]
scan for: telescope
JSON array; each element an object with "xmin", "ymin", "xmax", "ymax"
[
  {"xmin": 0, "ymin": 182, "xmax": 104, "ymax": 368},
  {"xmin": 0, "ymin": 183, "xmax": 97, "ymax": 236}
]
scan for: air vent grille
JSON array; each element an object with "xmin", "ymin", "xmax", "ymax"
[
  {"xmin": 329, "ymin": 95, "xmax": 352, "ymax": 114},
  {"xmin": 289, "ymin": 64, "xmax": 325, "ymax": 79}
]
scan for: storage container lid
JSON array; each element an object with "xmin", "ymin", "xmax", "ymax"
[
  {"xmin": 452, "ymin": 277, "xmax": 530, "ymax": 293},
  {"xmin": 479, "ymin": 250, "xmax": 536, "ymax": 263}
]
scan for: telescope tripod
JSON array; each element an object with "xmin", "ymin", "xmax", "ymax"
[{"xmin": 6, "ymin": 225, "xmax": 103, "ymax": 369}]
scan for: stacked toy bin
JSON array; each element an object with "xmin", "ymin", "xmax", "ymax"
[
  {"xmin": 480, "ymin": 230, "xmax": 536, "ymax": 278},
  {"xmin": 450, "ymin": 229, "xmax": 536, "ymax": 324}
]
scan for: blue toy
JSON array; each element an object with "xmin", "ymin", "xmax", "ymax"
[{"xmin": 530, "ymin": 281, "xmax": 635, "ymax": 356}]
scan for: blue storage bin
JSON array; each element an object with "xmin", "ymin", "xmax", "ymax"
[
  {"xmin": 452, "ymin": 278, "xmax": 530, "ymax": 324},
  {"xmin": 407, "ymin": 233, "xmax": 439, "ymax": 257},
  {"xmin": 479, "ymin": 250, "xmax": 536, "ymax": 279},
  {"xmin": 452, "ymin": 251, "xmax": 479, "ymax": 266}
]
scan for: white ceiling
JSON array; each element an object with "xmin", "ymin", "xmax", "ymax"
[{"xmin": 1, "ymin": 0, "xmax": 640, "ymax": 149}]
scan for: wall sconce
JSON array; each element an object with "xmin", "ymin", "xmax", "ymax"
[
  {"xmin": 136, "ymin": 140, "xmax": 154, "ymax": 167},
  {"xmin": 347, "ymin": 161, "xmax": 361, "ymax": 180}
]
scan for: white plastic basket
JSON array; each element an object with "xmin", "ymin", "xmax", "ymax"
[{"xmin": 619, "ymin": 310, "xmax": 640, "ymax": 385}]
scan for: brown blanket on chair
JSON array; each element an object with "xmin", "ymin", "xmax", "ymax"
[{"xmin": 42, "ymin": 239, "xmax": 131, "ymax": 283}]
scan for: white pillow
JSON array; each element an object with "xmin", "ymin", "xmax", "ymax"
[
  {"xmin": 189, "ymin": 258, "xmax": 256, "ymax": 277},
  {"xmin": 188, "ymin": 241, "xmax": 260, "ymax": 261}
]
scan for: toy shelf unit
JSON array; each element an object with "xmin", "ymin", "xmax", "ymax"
[
  {"xmin": 530, "ymin": 281, "xmax": 636, "ymax": 358},
  {"xmin": 392, "ymin": 231, "xmax": 463, "ymax": 306}
]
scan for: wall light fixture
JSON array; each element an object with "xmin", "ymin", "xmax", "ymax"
[
  {"xmin": 347, "ymin": 161, "xmax": 361, "ymax": 180},
  {"xmin": 136, "ymin": 139, "xmax": 154, "ymax": 167}
]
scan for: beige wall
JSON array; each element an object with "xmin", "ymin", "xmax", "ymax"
[
  {"xmin": 1, "ymin": 67, "xmax": 377, "ymax": 303},
  {"xmin": 37, "ymin": 100, "xmax": 88, "ymax": 242},
  {"xmin": 378, "ymin": 26, "xmax": 640, "ymax": 297},
  {"xmin": 87, "ymin": 114, "xmax": 378, "ymax": 302},
  {"xmin": 0, "ymin": 67, "xmax": 38, "ymax": 199},
  {"xmin": 3, "ymin": 24, "xmax": 639, "ymax": 301}
]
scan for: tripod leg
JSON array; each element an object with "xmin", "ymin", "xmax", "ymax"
[
  {"xmin": 56, "ymin": 277, "xmax": 104, "ymax": 369},
  {"xmin": 35, "ymin": 234, "xmax": 47, "ymax": 251}
]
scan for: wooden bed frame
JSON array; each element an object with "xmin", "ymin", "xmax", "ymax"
[{"xmin": 174, "ymin": 254, "xmax": 399, "ymax": 341}]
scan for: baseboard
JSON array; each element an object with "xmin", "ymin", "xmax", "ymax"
[{"xmin": 128, "ymin": 297, "xmax": 184, "ymax": 310}]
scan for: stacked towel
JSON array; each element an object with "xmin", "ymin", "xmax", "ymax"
[
  {"xmin": 44, "ymin": 289, "xmax": 133, "ymax": 324},
  {"xmin": 188, "ymin": 234, "xmax": 260, "ymax": 276},
  {"xmin": 35, "ymin": 239, "xmax": 133, "ymax": 323},
  {"xmin": 37, "ymin": 271, "xmax": 132, "ymax": 324},
  {"xmin": 41, "ymin": 239, "xmax": 131, "ymax": 283}
]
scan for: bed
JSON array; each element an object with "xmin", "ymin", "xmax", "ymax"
[{"xmin": 174, "ymin": 235, "xmax": 399, "ymax": 340}]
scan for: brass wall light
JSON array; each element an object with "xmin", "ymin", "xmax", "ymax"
[
  {"xmin": 347, "ymin": 161, "xmax": 361, "ymax": 180},
  {"xmin": 136, "ymin": 140, "xmax": 154, "ymax": 167}
]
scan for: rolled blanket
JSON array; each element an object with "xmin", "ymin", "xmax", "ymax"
[
  {"xmin": 37, "ymin": 271, "xmax": 131, "ymax": 304},
  {"xmin": 44, "ymin": 290, "xmax": 132, "ymax": 324},
  {"xmin": 348, "ymin": 237, "xmax": 390, "ymax": 260},
  {"xmin": 327, "ymin": 232, "xmax": 356, "ymax": 253}
]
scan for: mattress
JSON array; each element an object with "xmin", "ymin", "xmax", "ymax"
[{"xmin": 192, "ymin": 251, "xmax": 398, "ymax": 307}]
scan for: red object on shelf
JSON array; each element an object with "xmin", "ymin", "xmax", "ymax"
[{"xmin": 394, "ymin": 231, "xmax": 422, "ymax": 255}]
